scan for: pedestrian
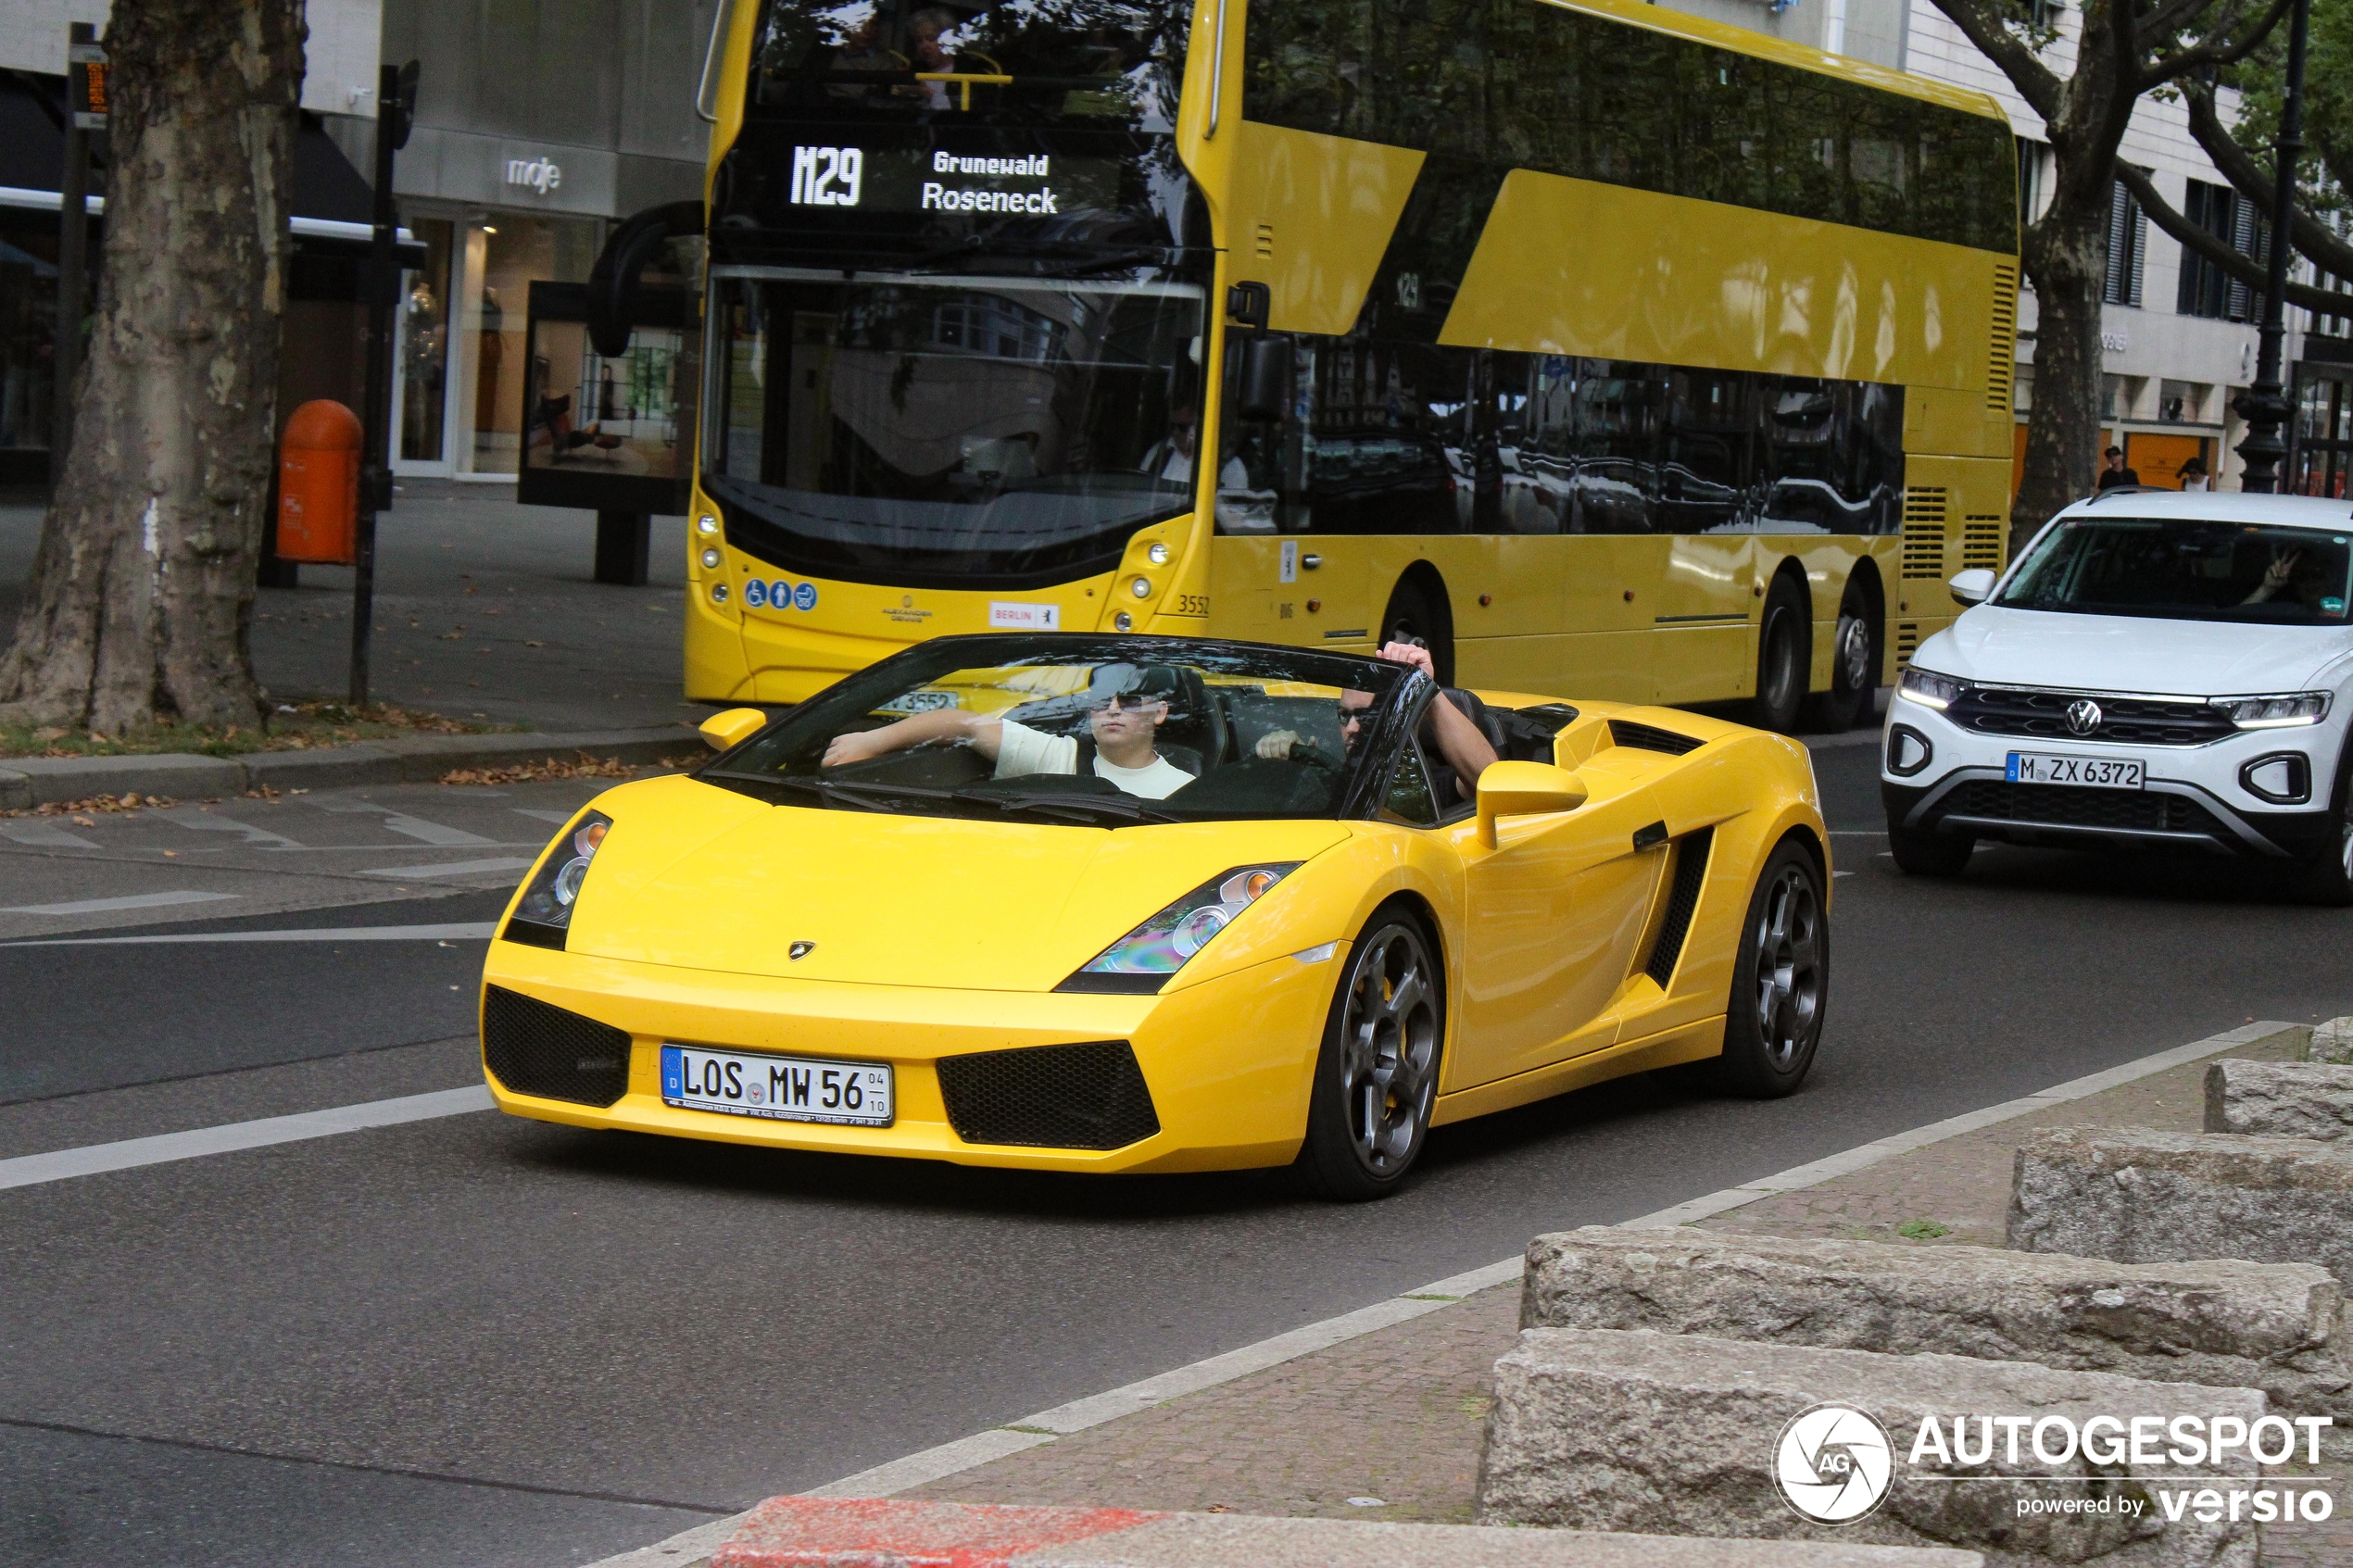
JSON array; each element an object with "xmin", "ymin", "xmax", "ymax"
[
  {"xmin": 2177, "ymin": 456, "xmax": 2211, "ymax": 491},
  {"xmin": 2095, "ymin": 445, "xmax": 2140, "ymax": 491}
]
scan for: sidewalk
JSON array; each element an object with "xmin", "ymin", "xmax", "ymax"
[
  {"xmin": 0, "ymin": 480, "xmax": 702, "ymax": 735},
  {"xmin": 875, "ymin": 1022, "xmax": 2349, "ymax": 1565}
]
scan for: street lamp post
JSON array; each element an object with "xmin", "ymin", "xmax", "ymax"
[{"xmin": 2233, "ymin": 0, "xmax": 2313, "ymax": 494}]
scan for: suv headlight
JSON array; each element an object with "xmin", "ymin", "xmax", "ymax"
[
  {"xmin": 1898, "ymin": 667, "xmax": 1964, "ymax": 710},
  {"xmin": 2212, "ymin": 692, "xmax": 2331, "ymax": 729},
  {"xmin": 504, "ymin": 810, "xmax": 612, "ymax": 948},
  {"xmin": 1056, "ymin": 863, "xmax": 1301, "ymax": 995}
]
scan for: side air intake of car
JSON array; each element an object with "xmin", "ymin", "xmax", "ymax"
[
  {"xmin": 1642, "ymin": 826, "xmax": 1716, "ymax": 987},
  {"xmin": 1609, "ymin": 720, "xmax": 1705, "ymax": 756},
  {"xmin": 936, "ymin": 1040, "xmax": 1161, "ymax": 1149},
  {"xmin": 482, "ymin": 985, "xmax": 632, "ymax": 1107}
]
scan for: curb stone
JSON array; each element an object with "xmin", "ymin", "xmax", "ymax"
[{"xmin": 0, "ymin": 727, "xmax": 700, "ymax": 807}]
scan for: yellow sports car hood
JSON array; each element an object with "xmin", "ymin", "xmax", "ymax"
[{"xmin": 561, "ymin": 778, "xmax": 1350, "ymax": 992}]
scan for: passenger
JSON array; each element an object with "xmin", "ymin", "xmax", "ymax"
[
  {"xmin": 907, "ymin": 6, "xmax": 957, "ymax": 108},
  {"xmin": 1254, "ymin": 642, "xmax": 1499, "ymax": 805},
  {"xmin": 822, "ymin": 662, "xmax": 1198, "ymax": 798}
]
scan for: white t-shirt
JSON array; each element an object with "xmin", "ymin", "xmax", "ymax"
[{"xmin": 993, "ymin": 719, "xmax": 1195, "ymax": 799}]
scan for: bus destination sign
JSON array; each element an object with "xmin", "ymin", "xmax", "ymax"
[{"xmin": 786, "ymin": 144, "xmax": 1117, "ymax": 219}]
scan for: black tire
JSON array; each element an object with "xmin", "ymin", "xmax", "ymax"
[
  {"xmin": 1379, "ymin": 575, "xmax": 1455, "ymax": 687},
  {"xmin": 1750, "ymin": 573, "xmax": 1810, "ymax": 735},
  {"xmin": 2295, "ymin": 749, "xmax": 2353, "ymax": 906},
  {"xmin": 1296, "ymin": 911, "xmax": 1445, "ymax": 1201},
  {"xmin": 1887, "ymin": 819, "xmax": 1975, "ymax": 876},
  {"xmin": 1712, "ymin": 840, "xmax": 1829, "ymax": 1098},
  {"xmin": 1801, "ymin": 589, "xmax": 1880, "ymax": 733}
]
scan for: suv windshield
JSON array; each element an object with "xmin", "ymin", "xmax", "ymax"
[
  {"xmin": 702, "ymin": 636, "xmax": 1408, "ymax": 822},
  {"xmin": 706, "ymin": 270, "xmax": 1208, "ymax": 585},
  {"xmin": 1996, "ymin": 516, "xmax": 2353, "ymax": 625}
]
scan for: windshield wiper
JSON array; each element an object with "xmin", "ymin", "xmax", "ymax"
[
  {"xmin": 710, "ymin": 773, "xmax": 928, "ymax": 811},
  {"xmin": 950, "ymin": 787, "xmax": 1184, "ymax": 825}
]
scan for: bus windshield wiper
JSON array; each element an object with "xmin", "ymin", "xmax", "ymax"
[{"xmin": 950, "ymin": 787, "xmax": 1184, "ymax": 825}]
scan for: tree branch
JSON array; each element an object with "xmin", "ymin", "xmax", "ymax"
[
  {"xmin": 2146, "ymin": 0, "xmax": 2292, "ymax": 80},
  {"xmin": 2185, "ymin": 81, "xmax": 2353, "ymax": 279},
  {"xmin": 1923, "ymin": 0, "xmax": 2064, "ymax": 119},
  {"xmin": 2117, "ymin": 159, "xmax": 2348, "ymax": 311}
]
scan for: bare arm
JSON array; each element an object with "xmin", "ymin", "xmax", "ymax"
[
  {"xmin": 823, "ymin": 708, "xmax": 1003, "ymax": 769},
  {"xmin": 1424, "ymin": 694, "xmax": 1499, "ymax": 802}
]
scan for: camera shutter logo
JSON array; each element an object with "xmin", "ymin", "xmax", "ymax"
[{"xmin": 1774, "ymin": 1402, "xmax": 1895, "ymax": 1524}]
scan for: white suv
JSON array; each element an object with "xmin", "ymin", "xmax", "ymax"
[{"xmin": 1881, "ymin": 491, "xmax": 2353, "ymax": 903}]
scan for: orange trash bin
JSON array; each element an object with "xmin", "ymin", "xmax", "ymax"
[{"xmin": 276, "ymin": 400, "xmax": 362, "ymax": 564}]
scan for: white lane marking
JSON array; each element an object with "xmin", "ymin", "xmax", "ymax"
[
  {"xmin": 319, "ymin": 802, "xmax": 497, "ymax": 847},
  {"xmin": 0, "ymin": 822, "xmax": 100, "ymax": 849},
  {"xmin": 2, "ymin": 890, "xmax": 239, "ymax": 916},
  {"xmin": 357, "ymin": 857, "xmax": 535, "ymax": 879},
  {"xmin": 0, "ymin": 1085, "xmax": 495, "ymax": 1192},
  {"xmin": 159, "ymin": 807, "xmax": 301, "ymax": 848},
  {"xmin": 0, "ymin": 922, "xmax": 498, "ymax": 948},
  {"xmin": 776, "ymin": 1018, "xmax": 2303, "ymax": 1515},
  {"xmin": 512, "ymin": 809, "xmax": 575, "ymax": 824}
]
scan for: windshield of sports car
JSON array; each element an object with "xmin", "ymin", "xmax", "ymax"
[
  {"xmin": 1995, "ymin": 517, "xmax": 2353, "ymax": 625},
  {"xmin": 702, "ymin": 637, "xmax": 1409, "ymax": 823}
]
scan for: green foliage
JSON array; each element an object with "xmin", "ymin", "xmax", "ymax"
[
  {"xmin": 2226, "ymin": 0, "xmax": 2353, "ymax": 220},
  {"xmin": 1895, "ymin": 1218, "xmax": 1953, "ymax": 1239}
]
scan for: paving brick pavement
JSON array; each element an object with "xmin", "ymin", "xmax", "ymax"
[{"xmin": 902, "ymin": 1024, "xmax": 2351, "ymax": 1565}]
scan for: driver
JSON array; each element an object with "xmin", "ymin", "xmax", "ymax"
[
  {"xmin": 1254, "ymin": 642, "xmax": 1499, "ymax": 805},
  {"xmin": 821, "ymin": 662, "xmax": 1198, "ymax": 799}
]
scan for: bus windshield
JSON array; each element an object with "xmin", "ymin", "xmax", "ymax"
[
  {"xmin": 748, "ymin": 0, "xmax": 1192, "ymax": 130},
  {"xmin": 705, "ymin": 269, "xmax": 1210, "ymax": 585}
]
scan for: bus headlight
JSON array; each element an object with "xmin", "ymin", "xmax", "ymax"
[
  {"xmin": 697, "ymin": 513, "xmax": 719, "ymax": 535},
  {"xmin": 700, "ymin": 547, "xmax": 722, "ymax": 570},
  {"xmin": 1131, "ymin": 576, "xmax": 1153, "ymax": 598}
]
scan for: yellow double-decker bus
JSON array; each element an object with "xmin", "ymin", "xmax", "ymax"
[{"xmin": 669, "ymin": 0, "xmax": 2020, "ymax": 732}]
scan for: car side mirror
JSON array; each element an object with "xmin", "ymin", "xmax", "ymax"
[
  {"xmin": 1236, "ymin": 333, "xmax": 1292, "ymax": 423},
  {"xmin": 1948, "ymin": 568, "xmax": 1995, "ymax": 606},
  {"xmin": 1475, "ymin": 760, "xmax": 1590, "ymax": 849},
  {"xmin": 698, "ymin": 707, "xmax": 766, "ymax": 751}
]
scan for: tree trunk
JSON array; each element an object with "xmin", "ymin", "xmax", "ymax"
[
  {"xmin": 0, "ymin": 0, "xmax": 306, "ymax": 735},
  {"xmin": 2012, "ymin": 150, "xmax": 2116, "ymax": 555}
]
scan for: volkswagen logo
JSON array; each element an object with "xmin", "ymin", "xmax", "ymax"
[
  {"xmin": 788, "ymin": 941, "xmax": 816, "ymax": 961},
  {"xmin": 2064, "ymin": 698, "xmax": 2103, "ymax": 736}
]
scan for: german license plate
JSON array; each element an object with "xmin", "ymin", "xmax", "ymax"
[
  {"xmin": 660, "ymin": 1045, "xmax": 893, "ymax": 1126},
  {"xmin": 2006, "ymin": 752, "xmax": 2145, "ymax": 788}
]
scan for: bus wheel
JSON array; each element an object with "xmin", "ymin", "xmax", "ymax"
[
  {"xmin": 1750, "ymin": 575, "xmax": 1809, "ymax": 734},
  {"xmin": 1801, "ymin": 592, "xmax": 1879, "ymax": 732},
  {"xmin": 1379, "ymin": 575, "xmax": 1455, "ymax": 686}
]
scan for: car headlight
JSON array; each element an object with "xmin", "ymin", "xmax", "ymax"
[
  {"xmin": 1897, "ymin": 667, "xmax": 1963, "ymax": 710},
  {"xmin": 2211, "ymin": 692, "xmax": 2331, "ymax": 729},
  {"xmin": 504, "ymin": 810, "xmax": 611, "ymax": 947},
  {"xmin": 1056, "ymin": 863, "xmax": 1302, "ymax": 995}
]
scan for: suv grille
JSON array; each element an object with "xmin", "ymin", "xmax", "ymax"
[
  {"xmin": 1947, "ymin": 686, "xmax": 2232, "ymax": 746},
  {"xmin": 937, "ymin": 1040, "xmax": 1160, "ymax": 1149},
  {"xmin": 482, "ymin": 986, "xmax": 632, "ymax": 1107},
  {"xmin": 1936, "ymin": 780, "xmax": 2225, "ymax": 837}
]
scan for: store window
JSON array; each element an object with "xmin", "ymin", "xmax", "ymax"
[
  {"xmin": 2293, "ymin": 372, "xmax": 2353, "ymax": 498},
  {"xmin": 0, "ymin": 209, "xmax": 69, "ymax": 479},
  {"xmin": 465, "ymin": 217, "xmax": 598, "ymax": 475},
  {"xmin": 396, "ymin": 219, "xmax": 453, "ymax": 464}
]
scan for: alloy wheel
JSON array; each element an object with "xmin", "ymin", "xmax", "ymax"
[
  {"xmin": 1835, "ymin": 613, "xmax": 1872, "ymax": 692},
  {"xmin": 1752, "ymin": 866, "xmax": 1823, "ymax": 1071},
  {"xmin": 1338, "ymin": 925, "xmax": 1441, "ymax": 1176}
]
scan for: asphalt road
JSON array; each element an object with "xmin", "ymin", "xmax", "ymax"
[{"xmin": 5, "ymin": 740, "xmax": 2350, "ymax": 1568}]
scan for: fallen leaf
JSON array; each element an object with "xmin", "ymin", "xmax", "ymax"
[{"xmin": 524, "ymin": 640, "xmax": 545, "ymax": 647}]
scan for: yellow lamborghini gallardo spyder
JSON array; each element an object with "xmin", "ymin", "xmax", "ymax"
[{"xmin": 480, "ymin": 633, "xmax": 1829, "ymax": 1199}]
